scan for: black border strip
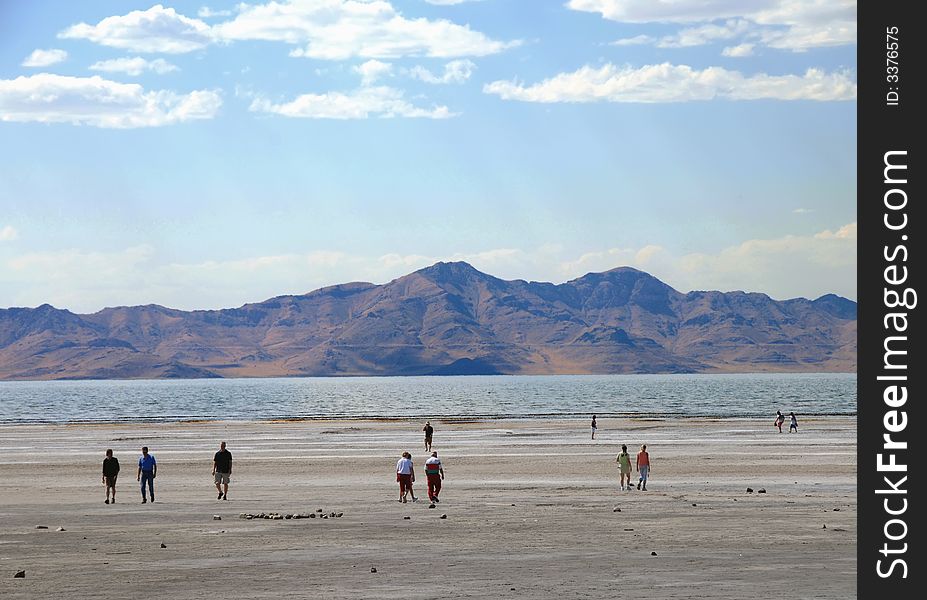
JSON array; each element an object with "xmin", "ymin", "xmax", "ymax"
[{"xmin": 859, "ymin": 2, "xmax": 922, "ymax": 597}]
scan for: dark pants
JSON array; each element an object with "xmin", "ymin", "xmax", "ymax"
[
  {"xmin": 427, "ymin": 474, "xmax": 441, "ymax": 500},
  {"xmin": 140, "ymin": 471, "xmax": 155, "ymax": 500}
]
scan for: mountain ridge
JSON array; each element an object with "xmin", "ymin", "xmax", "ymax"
[{"xmin": 0, "ymin": 262, "xmax": 857, "ymax": 380}]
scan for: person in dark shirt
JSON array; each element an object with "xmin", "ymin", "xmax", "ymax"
[
  {"xmin": 213, "ymin": 441, "xmax": 232, "ymax": 500},
  {"xmin": 102, "ymin": 449, "xmax": 120, "ymax": 504},
  {"xmin": 423, "ymin": 422, "xmax": 434, "ymax": 452}
]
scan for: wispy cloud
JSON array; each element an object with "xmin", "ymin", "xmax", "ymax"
[
  {"xmin": 89, "ymin": 57, "xmax": 179, "ymax": 76},
  {"xmin": 250, "ymin": 86, "xmax": 454, "ymax": 119},
  {"xmin": 0, "ymin": 223, "xmax": 857, "ymax": 312},
  {"xmin": 484, "ymin": 63, "xmax": 856, "ymax": 103},
  {"xmin": 21, "ymin": 48, "xmax": 68, "ymax": 67},
  {"xmin": 408, "ymin": 59, "xmax": 476, "ymax": 84},
  {"xmin": 0, "ymin": 225, "xmax": 19, "ymax": 242},
  {"xmin": 0, "ymin": 74, "xmax": 221, "ymax": 128},
  {"xmin": 197, "ymin": 6, "xmax": 233, "ymax": 18},
  {"xmin": 570, "ymin": 0, "xmax": 856, "ymax": 52}
]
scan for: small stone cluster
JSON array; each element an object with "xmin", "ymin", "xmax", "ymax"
[{"xmin": 238, "ymin": 509, "xmax": 343, "ymax": 520}]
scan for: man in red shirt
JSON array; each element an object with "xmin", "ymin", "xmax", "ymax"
[{"xmin": 424, "ymin": 452, "xmax": 444, "ymax": 503}]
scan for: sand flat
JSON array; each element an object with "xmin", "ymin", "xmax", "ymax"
[{"xmin": 0, "ymin": 417, "xmax": 855, "ymax": 599}]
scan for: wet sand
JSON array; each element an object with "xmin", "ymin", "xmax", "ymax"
[{"xmin": 0, "ymin": 417, "xmax": 856, "ymax": 599}]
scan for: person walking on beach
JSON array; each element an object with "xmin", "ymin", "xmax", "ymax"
[
  {"xmin": 423, "ymin": 422, "xmax": 434, "ymax": 452},
  {"xmin": 396, "ymin": 452, "xmax": 417, "ymax": 503},
  {"xmin": 789, "ymin": 412, "xmax": 798, "ymax": 433},
  {"xmin": 424, "ymin": 451, "xmax": 444, "ymax": 503},
  {"xmin": 616, "ymin": 444, "xmax": 632, "ymax": 491},
  {"xmin": 137, "ymin": 446, "xmax": 157, "ymax": 503},
  {"xmin": 774, "ymin": 410, "xmax": 785, "ymax": 433},
  {"xmin": 636, "ymin": 444, "xmax": 650, "ymax": 491},
  {"xmin": 591, "ymin": 415, "xmax": 597, "ymax": 440},
  {"xmin": 213, "ymin": 441, "xmax": 232, "ymax": 500},
  {"xmin": 102, "ymin": 449, "xmax": 120, "ymax": 504}
]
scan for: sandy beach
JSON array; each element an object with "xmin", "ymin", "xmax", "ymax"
[{"xmin": 0, "ymin": 417, "xmax": 856, "ymax": 599}]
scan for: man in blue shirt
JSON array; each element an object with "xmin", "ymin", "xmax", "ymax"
[{"xmin": 137, "ymin": 446, "xmax": 157, "ymax": 503}]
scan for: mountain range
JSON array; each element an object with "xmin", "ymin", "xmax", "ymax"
[{"xmin": 0, "ymin": 262, "xmax": 857, "ymax": 380}]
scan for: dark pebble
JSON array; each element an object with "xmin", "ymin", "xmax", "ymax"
[
  {"xmin": 35, "ymin": 525, "xmax": 48, "ymax": 530},
  {"xmin": 823, "ymin": 524, "xmax": 827, "ymax": 529},
  {"xmin": 440, "ymin": 514, "xmax": 447, "ymax": 519},
  {"xmin": 613, "ymin": 507, "xmax": 621, "ymax": 512},
  {"xmin": 309, "ymin": 513, "xmax": 316, "ymax": 518},
  {"xmin": 370, "ymin": 567, "xmax": 377, "ymax": 573},
  {"xmin": 833, "ymin": 508, "xmax": 841, "ymax": 511},
  {"xmin": 160, "ymin": 543, "xmax": 167, "ymax": 549},
  {"xmin": 14, "ymin": 570, "xmax": 25, "ymax": 578},
  {"xmin": 692, "ymin": 503, "xmax": 697, "ymax": 507},
  {"xmin": 758, "ymin": 489, "xmax": 766, "ymax": 494},
  {"xmin": 746, "ymin": 488, "xmax": 753, "ymax": 493},
  {"xmin": 429, "ymin": 504, "xmax": 436, "ymax": 509},
  {"xmin": 403, "ymin": 516, "xmax": 411, "ymax": 520},
  {"xmin": 651, "ymin": 552, "xmax": 657, "ymax": 556}
]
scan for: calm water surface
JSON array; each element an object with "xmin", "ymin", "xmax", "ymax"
[{"xmin": 0, "ymin": 373, "xmax": 856, "ymax": 424}]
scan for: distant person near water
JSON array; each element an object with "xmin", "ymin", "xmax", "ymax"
[
  {"xmin": 789, "ymin": 413, "xmax": 798, "ymax": 433},
  {"xmin": 616, "ymin": 444, "xmax": 632, "ymax": 491},
  {"xmin": 102, "ymin": 449, "xmax": 120, "ymax": 504},
  {"xmin": 636, "ymin": 444, "xmax": 650, "ymax": 491},
  {"xmin": 396, "ymin": 452, "xmax": 417, "ymax": 503},
  {"xmin": 213, "ymin": 441, "xmax": 232, "ymax": 500},
  {"xmin": 591, "ymin": 415, "xmax": 597, "ymax": 440},
  {"xmin": 424, "ymin": 451, "xmax": 445, "ymax": 503},
  {"xmin": 137, "ymin": 446, "xmax": 157, "ymax": 503},
  {"xmin": 774, "ymin": 411, "xmax": 785, "ymax": 433},
  {"xmin": 423, "ymin": 421, "xmax": 434, "ymax": 452}
]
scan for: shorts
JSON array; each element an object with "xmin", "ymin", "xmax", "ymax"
[
  {"xmin": 104, "ymin": 475, "xmax": 118, "ymax": 488},
  {"xmin": 424, "ymin": 436, "xmax": 433, "ymax": 443},
  {"xmin": 639, "ymin": 465, "xmax": 650, "ymax": 481},
  {"xmin": 619, "ymin": 468, "xmax": 631, "ymax": 475},
  {"xmin": 398, "ymin": 473, "xmax": 414, "ymax": 494},
  {"xmin": 214, "ymin": 472, "xmax": 230, "ymax": 484}
]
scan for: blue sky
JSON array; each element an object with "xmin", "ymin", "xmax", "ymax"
[{"xmin": 0, "ymin": 0, "xmax": 856, "ymax": 312}]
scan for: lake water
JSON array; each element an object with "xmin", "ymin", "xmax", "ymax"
[{"xmin": 0, "ymin": 373, "xmax": 856, "ymax": 424}]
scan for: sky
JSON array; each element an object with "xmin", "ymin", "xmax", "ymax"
[{"xmin": 0, "ymin": 0, "xmax": 857, "ymax": 313}]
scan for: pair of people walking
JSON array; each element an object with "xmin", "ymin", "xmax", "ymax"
[
  {"xmin": 396, "ymin": 451, "xmax": 445, "ymax": 503},
  {"xmin": 101, "ymin": 442, "xmax": 232, "ymax": 504},
  {"xmin": 774, "ymin": 411, "xmax": 799, "ymax": 433},
  {"xmin": 616, "ymin": 444, "xmax": 650, "ymax": 491}
]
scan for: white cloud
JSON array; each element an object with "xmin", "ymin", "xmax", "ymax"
[
  {"xmin": 250, "ymin": 85, "xmax": 453, "ymax": 119},
  {"xmin": 22, "ymin": 49, "xmax": 68, "ymax": 68},
  {"xmin": 568, "ymin": 0, "xmax": 856, "ymax": 52},
  {"xmin": 214, "ymin": 0, "xmax": 516, "ymax": 59},
  {"xmin": 656, "ymin": 19, "xmax": 751, "ymax": 48},
  {"xmin": 0, "ymin": 225, "xmax": 19, "ymax": 242},
  {"xmin": 354, "ymin": 59, "xmax": 393, "ymax": 85},
  {"xmin": 722, "ymin": 43, "xmax": 754, "ymax": 57},
  {"xmin": 484, "ymin": 63, "xmax": 856, "ymax": 103},
  {"xmin": 0, "ymin": 74, "xmax": 221, "ymax": 128},
  {"xmin": 610, "ymin": 34, "xmax": 655, "ymax": 46},
  {"xmin": 59, "ymin": 4, "xmax": 213, "ymax": 53},
  {"xmin": 792, "ymin": 208, "xmax": 813, "ymax": 214},
  {"xmin": 408, "ymin": 59, "xmax": 475, "ymax": 84},
  {"xmin": 198, "ymin": 6, "xmax": 233, "ymax": 18},
  {"xmin": 89, "ymin": 57, "xmax": 179, "ymax": 76}
]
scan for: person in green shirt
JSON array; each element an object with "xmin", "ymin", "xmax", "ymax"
[{"xmin": 616, "ymin": 444, "xmax": 632, "ymax": 491}]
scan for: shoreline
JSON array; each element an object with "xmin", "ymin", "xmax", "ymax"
[{"xmin": 0, "ymin": 412, "xmax": 857, "ymax": 427}]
